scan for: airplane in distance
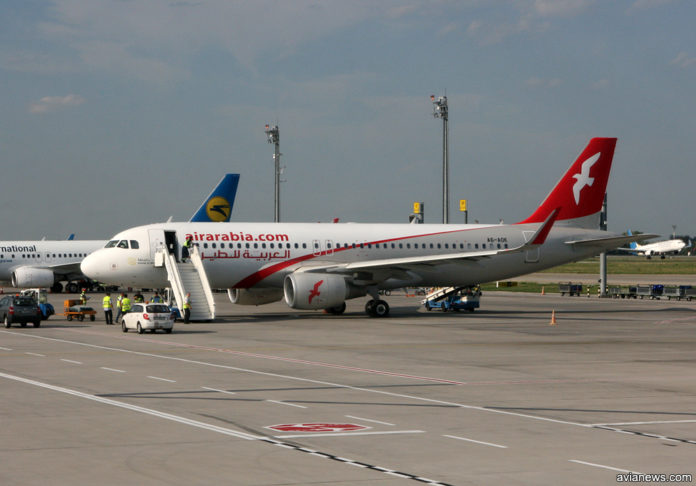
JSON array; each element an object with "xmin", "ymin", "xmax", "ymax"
[
  {"xmin": 0, "ymin": 173, "xmax": 240, "ymax": 293},
  {"xmin": 618, "ymin": 229, "xmax": 689, "ymax": 259},
  {"xmin": 82, "ymin": 138, "xmax": 655, "ymax": 317}
]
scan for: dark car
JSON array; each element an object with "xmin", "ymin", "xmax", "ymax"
[{"xmin": 1, "ymin": 295, "xmax": 43, "ymax": 328}]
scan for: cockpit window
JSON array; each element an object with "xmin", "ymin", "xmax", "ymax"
[
  {"xmin": 117, "ymin": 240, "xmax": 129, "ymax": 249},
  {"xmin": 130, "ymin": 240, "xmax": 140, "ymax": 249},
  {"xmin": 105, "ymin": 240, "xmax": 118, "ymax": 248}
]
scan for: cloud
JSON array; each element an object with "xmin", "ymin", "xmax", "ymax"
[
  {"xmin": 670, "ymin": 51, "xmax": 696, "ymax": 68},
  {"xmin": 533, "ymin": 0, "xmax": 594, "ymax": 17},
  {"xmin": 29, "ymin": 94, "xmax": 86, "ymax": 114}
]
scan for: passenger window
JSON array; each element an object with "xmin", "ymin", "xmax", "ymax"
[{"xmin": 130, "ymin": 240, "xmax": 139, "ymax": 249}]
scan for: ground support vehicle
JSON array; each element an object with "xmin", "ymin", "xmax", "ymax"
[
  {"xmin": 608, "ymin": 286, "xmax": 637, "ymax": 299},
  {"xmin": 636, "ymin": 284, "xmax": 664, "ymax": 300},
  {"xmin": 422, "ymin": 287, "xmax": 481, "ymax": 312},
  {"xmin": 121, "ymin": 303, "xmax": 175, "ymax": 334},
  {"xmin": 63, "ymin": 299, "xmax": 96, "ymax": 321},
  {"xmin": 1, "ymin": 295, "xmax": 42, "ymax": 328},
  {"xmin": 559, "ymin": 282, "xmax": 583, "ymax": 296},
  {"xmin": 664, "ymin": 286, "xmax": 693, "ymax": 301},
  {"xmin": 685, "ymin": 288, "xmax": 696, "ymax": 301},
  {"xmin": 19, "ymin": 289, "xmax": 55, "ymax": 319}
]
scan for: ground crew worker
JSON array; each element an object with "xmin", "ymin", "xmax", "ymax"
[
  {"xmin": 151, "ymin": 291, "xmax": 162, "ymax": 303},
  {"xmin": 134, "ymin": 291, "xmax": 144, "ymax": 303},
  {"xmin": 182, "ymin": 235, "xmax": 193, "ymax": 262},
  {"xmin": 115, "ymin": 293, "xmax": 125, "ymax": 322},
  {"xmin": 121, "ymin": 293, "xmax": 132, "ymax": 317},
  {"xmin": 80, "ymin": 288, "xmax": 88, "ymax": 305},
  {"xmin": 103, "ymin": 292, "xmax": 113, "ymax": 325},
  {"xmin": 183, "ymin": 292, "xmax": 192, "ymax": 323}
]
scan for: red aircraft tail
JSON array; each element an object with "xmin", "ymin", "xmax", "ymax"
[{"xmin": 518, "ymin": 138, "xmax": 616, "ymax": 228}]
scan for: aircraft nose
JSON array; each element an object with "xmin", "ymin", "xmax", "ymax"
[{"xmin": 81, "ymin": 251, "xmax": 105, "ymax": 280}]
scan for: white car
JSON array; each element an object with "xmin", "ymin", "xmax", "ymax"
[{"xmin": 121, "ymin": 303, "xmax": 175, "ymax": 334}]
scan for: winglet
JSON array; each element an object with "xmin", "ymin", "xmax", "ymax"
[{"xmin": 529, "ymin": 207, "xmax": 560, "ymax": 246}]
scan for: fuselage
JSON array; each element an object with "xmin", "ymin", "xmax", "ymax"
[
  {"xmin": 81, "ymin": 221, "xmax": 612, "ymax": 290},
  {"xmin": 0, "ymin": 240, "xmax": 105, "ymax": 284}
]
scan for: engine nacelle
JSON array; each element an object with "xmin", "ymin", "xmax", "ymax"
[
  {"xmin": 284, "ymin": 273, "xmax": 358, "ymax": 310},
  {"xmin": 227, "ymin": 288, "xmax": 284, "ymax": 306},
  {"xmin": 11, "ymin": 267, "xmax": 56, "ymax": 288}
]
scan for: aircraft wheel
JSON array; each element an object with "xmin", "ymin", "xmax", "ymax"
[
  {"xmin": 51, "ymin": 282, "xmax": 63, "ymax": 293},
  {"xmin": 372, "ymin": 300, "xmax": 390, "ymax": 318},
  {"xmin": 67, "ymin": 283, "xmax": 79, "ymax": 293},
  {"xmin": 122, "ymin": 321, "xmax": 128, "ymax": 333},
  {"xmin": 365, "ymin": 299, "xmax": 376, "ymax": 316},
  {"xmin": 34, "ymin": 321, "xmax": 41, "ymax": 327},
  {"xmin": 90, "ymin": 315, "xmax": 95, "ymax": 321}
]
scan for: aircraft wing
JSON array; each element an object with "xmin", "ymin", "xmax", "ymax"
[
  {"xmin": 565, "ymin": 234, "xmax": 659, "ymax": 249},
  {"xmin": 297, "ymin": 207, "xmax": 560, "ymax": 277}
]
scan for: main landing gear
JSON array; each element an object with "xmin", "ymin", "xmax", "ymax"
[{"xmin": 365, "ymin": 299, "xmax": 389, "ymax": 318}]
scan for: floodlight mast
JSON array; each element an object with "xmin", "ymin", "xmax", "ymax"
[
  {"xmin": 265, "ymin": 124, "xmax": 281, "ymax": 222},
  {"xmin": 431, "ymin": 95, "xmax": 449, "ymax": 224}
]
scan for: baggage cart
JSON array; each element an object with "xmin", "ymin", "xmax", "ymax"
[
  {"xmin": 559, "ymin": 282, "xmax": 582, "ymax": 296},
  {"xmin": 63, "ymin": 299, "xmax": 97, "ymax": 321}
]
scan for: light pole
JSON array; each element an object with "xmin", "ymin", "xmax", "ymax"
[
  {"xmin": 431, "ymin": 95, "xmax": 449, "ymax": 224},
  {"xmin": 265, "ymin": 124, "xmax": 281, "ymax": 222}
]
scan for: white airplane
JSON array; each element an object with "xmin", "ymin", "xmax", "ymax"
[
  {"xmin": 0, "ymin": 174, "xmax": 240, "ymax": 293},
  {"xmin": 82, "ymin": 138, "xmax": 653, "ymax": 317},
  {"xmin": 619, "ymin": 230, "xmax": 689, "ymax": 259}
]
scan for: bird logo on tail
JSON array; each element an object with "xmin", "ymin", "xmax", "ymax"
[{"xmin": 571, "ymin": 152, "xmax": 600, "ymax": 205}]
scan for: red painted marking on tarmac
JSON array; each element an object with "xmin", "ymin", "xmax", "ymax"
[{"xmin": 267, "ymin": 423, "xmax": 367, "ymax": 433}]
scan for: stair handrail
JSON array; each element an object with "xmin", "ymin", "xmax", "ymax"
[
  {"xmin": 189, "ymin": 245, "xmax": 216, "ymax": 319},
  {"xmin": 160, "ymin": 248, "xmax": 186, "ymax": 313}
]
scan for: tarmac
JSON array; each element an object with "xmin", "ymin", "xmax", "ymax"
[{"xmin": 1, "ymin": 286, "xmax": 695, "ymax": 485}]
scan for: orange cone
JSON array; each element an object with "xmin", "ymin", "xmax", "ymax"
[
  {"xmin": 550, "ymin": 310, "xmax": 557, "ymax": 326},
  {"xmin": 541, "ymin": 286, "xmax": 545, "ymax": 295}
]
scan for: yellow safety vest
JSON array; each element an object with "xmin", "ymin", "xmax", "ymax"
[
  {"xmin": 103, "ymin": 296, "xmax": 112, "ymax": 309},
  {"xmin": 121, "ymin": 298, "xmax": 131, "ymax": 312}
]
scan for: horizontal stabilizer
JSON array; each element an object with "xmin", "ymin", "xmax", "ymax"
[{"xmin": 565, "ymin": 233, "xmax": 659, "ymax": 249}]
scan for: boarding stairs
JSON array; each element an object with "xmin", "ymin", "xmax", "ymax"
[
  {"xmin": 156, "ymin": 245, "xmax": 215, "ymax": 321},
  {"xmin": 421, "ymin": 286, "xmax": 464, "ymax": 305}
]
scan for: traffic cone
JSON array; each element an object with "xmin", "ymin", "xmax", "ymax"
[
  {"xmin": 541, "ymin": 286, "xmax": 545, "ymax": 296},
  {"xmin": 550, "ymin": 310, "xmax": 557, "ymax": 326}
]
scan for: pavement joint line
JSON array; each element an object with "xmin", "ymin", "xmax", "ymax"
[
  {"xmin": 0, "ymin": 369, "xmax": 455, "ymax": 486},
  {"xmin": 592, "ymin": 420, "xmax": 696, "ymax": 426},
  {"xmin": 0, "ymin": 346, "xmax": 12, "ymax": 351},
  {"xmin": 201, "ymin": 386, "xmax": 236, "ymax": 395}
]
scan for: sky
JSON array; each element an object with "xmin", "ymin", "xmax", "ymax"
[{"xmin": 1, "ymin": 0, "xmax": 694, "ymax": 240}]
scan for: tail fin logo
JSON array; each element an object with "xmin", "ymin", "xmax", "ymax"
[
  {"xmin": 206, "ymin": 196, "xmax": 231, "ymax": 222},
  {"xmin": 308, "ymin": 280, "xmax": 323, "ymax": 304},
  {"xmin": 571, "ymin": 152, "xmax": 600, "ymax": 205}
]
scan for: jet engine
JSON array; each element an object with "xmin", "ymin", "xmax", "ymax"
[
  {"xmin": 284, "ymin": 273, "xmax": 363, "ymax": 310},
  {"xmin": 11, "ymin": 267, "xmax": 56, "ymax": 288},
  {"xmin": 227, "ymin": 288, "xmax": 283, "ymax": 306}
]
